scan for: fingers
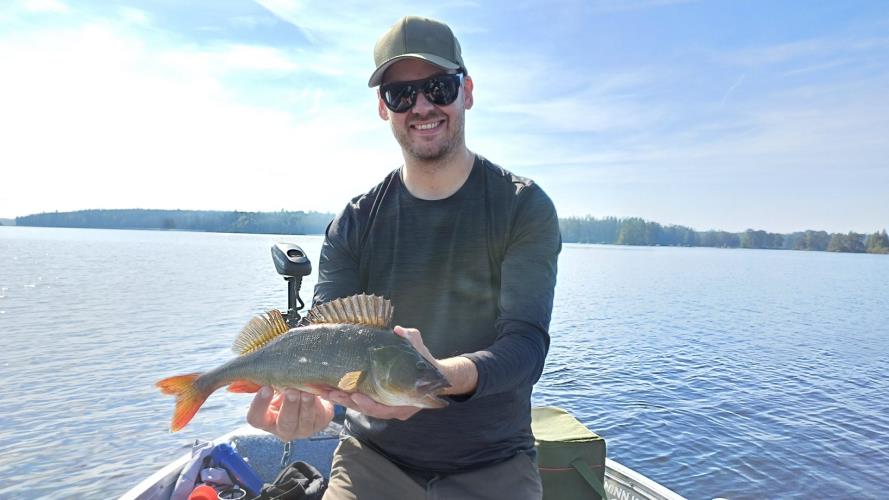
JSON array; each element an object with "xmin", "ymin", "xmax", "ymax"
[
  {"xmin": 250, "ymin": 385, "xmax": 424, "ymax": 432},
  {"xmin": 246, "ymin": 386, "xmax": 277, "ymax": 430},
  {"xmin": 273, "ymin": 390, "xmax": 310, "ymax": 440},
  {"xmin": 393, "ymin": 325, "xmax": 420, "ymax": 342},
  {"xmin": 393, "ymin": 325, "xmax": 436, "ymax": 364},
  {"xmin": 246, "ymin": 387, "xmax": 334, "ymax": 442},
  {"xmin": 276, "ymin": 390, "xmax": 323, "ymax": 441},
  {"xmin": 324, "ymin": 390, "xmax": 359, "ymax": 412},
  {"xmin": 323, "ymin": 391, "xmax": 357, "ymax": 410}
]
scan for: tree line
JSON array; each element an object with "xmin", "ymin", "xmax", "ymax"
[
  {"xmin": 13, "ymin": 210, "xmax": 888, "ymax": 255},
  {"xmin": 15, "ymin": 209, "xmax": 334, "ymax": 235},
  {"xmin": 559, "ymin": 216, "xmax": 889, "ymax": 254}
]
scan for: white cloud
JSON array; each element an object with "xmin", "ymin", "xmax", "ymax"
[
  {"xmin": 716, "ymin": 36, "xmax": 889, "ymax": 67},
  {"xmin": 539, "ymin": 72, "xmax": 889, "ymax": 231},
  {"xmin": 0, "ymin": 20, "xmax": 399, "ymax": 217},
  {"xmin": 158, "ymin": 43, "xmax": 301, "ymax": 74},
  {"xmin": 254, "ymin": 0, "xmax": 489, "ymax": 80},
  {"xmin": 117, "ymin": 6, "xmax": 150, "ymax": 26},
  {"xmin": 218, "ymin": 44, "xmax": 299, "ymax": 71}
]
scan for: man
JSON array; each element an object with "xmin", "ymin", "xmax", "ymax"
[{"xmin": 247, "ymin": 16, "xmax": 561, "ymax": 499}]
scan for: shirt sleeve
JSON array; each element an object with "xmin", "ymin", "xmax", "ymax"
[
  {"xmin": 461, "ymin": 184, "xmax": 562, "ymax": 399},
  {"xmin": 313, "ymin": 205, "xmax": 364, "ymax": 305}
]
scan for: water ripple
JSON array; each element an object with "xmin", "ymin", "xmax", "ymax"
[{"xmin": 1, "ymin": 232, "xmax": 888, "ymax": 498}]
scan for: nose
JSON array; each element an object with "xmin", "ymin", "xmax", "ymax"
[{"xmin": 411, "ymin": 89, "xmax": 436, "ymax": 114}]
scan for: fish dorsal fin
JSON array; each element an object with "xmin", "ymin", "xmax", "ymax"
[
  {"xmin": 232, "ymin": 309, "xmax": 290, "ymax": 355},
  {"xmin": 307, "ymin": 294, "xmax": 393, "ymax": 328}
]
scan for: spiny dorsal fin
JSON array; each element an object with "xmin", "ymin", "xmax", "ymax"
[
  {"xmin": 307, "ymin": 294, "xmax": 393, "ymax": 328},
  {"xmin": 232, "ymin": 309, "xmax": 290, "ymax": 355}
]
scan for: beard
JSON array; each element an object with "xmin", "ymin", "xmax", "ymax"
[{"xmin": 391, "ymin": 108, "xmax": 465, "ymax": 163}]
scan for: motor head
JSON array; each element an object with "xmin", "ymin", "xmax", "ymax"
[{"xmin": 271, "ymin": 243, "xmax": 312, "ymax": 278}]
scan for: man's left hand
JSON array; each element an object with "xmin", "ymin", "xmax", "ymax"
[
  {"xmin": 323, "ymin": 325, "xmax": 436, "ymax": 420},
  {"xmin": 393, "ymin": 325, "xmax": 439, "ymax": 365},
  {"xmin": 396, "ymin": 325, "xmax": 479, "ymax": 397}
]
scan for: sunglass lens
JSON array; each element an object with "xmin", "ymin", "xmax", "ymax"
[
  {"xmin": 383, "ymin": 83, "xmax": 416, "ymax": 113},
  {"xmin": 425, "ymin": 75, "xmax": 460, "ymax": 106}
]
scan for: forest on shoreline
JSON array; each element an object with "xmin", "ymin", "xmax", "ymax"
[
  {"xmin": 559, "ymin": 216, "xmax": 888, "ymax": 254},
  {"xmin": 12, "ymin": 209, "xmax": 333, "ymax": 235},
  {"xmin": 7, "ymin": 209, "xmax": 889, "ymax": 255}
]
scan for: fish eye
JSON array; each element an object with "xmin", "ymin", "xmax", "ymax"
[{"xmin": 416, "ymin": 360, "xmax": 429, "ymax": 370}]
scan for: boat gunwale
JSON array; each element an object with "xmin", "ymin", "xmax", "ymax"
[{"xmin": 120, "ymin": 425, "xmax": 687, "ymax": 500}]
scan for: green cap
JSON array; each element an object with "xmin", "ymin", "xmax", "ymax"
[{"xmin": 368, "ymin": 16, "xmax": 466, "ymax": 87}]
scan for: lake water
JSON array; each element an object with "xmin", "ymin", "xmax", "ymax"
[{"xmin": 1, "ymin": 226, "xmax": 887, "ymax": 499}]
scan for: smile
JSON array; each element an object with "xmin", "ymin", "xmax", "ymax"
[{"xmin": 411, "ymin": 120, "xmax": 444, "ymax": 131}]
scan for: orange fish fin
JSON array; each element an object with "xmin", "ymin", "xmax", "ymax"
[
  {"xmin": 337, "ymin": 370, "xmax": 365, "ymax": 392},
  {"xmin": 306, "ymin": 294, "xmax": 393, "ymax": 328},
  {"xmin": 228, "ymin": 380, "xmax": 262, "ymax": 393},
  {"xmin": 232, "ymin": 309, "xmax": 290, "ymax": 355},
  {"xmin": 155, "ymin": 373, "xmax": 210, "ymax": 432}
]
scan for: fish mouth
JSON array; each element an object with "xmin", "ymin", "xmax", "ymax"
[{"xmin": 416, "ymin": 378, "xmax": 451, "ymax": 393}]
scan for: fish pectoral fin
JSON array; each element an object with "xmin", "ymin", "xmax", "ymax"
[
  {"xmin": 227, "ymin": 380, "xmax": 263, "ymax": 393},
  {"xmin": 337, "ymin": 370, "xmax": 365, "ymax": 392}
]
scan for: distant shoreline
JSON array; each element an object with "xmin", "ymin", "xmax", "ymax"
[{"xmin": 8, "ymin": 209, "xmax": 889, "ymax": 255}]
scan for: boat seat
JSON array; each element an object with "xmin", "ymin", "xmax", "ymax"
[{"xmin": 231, "ymin": 424, "xmax": 342, "ymax": 483}]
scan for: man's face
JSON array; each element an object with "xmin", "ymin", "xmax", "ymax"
[{"xmin": 378, "ymin": 58, "xmax": 474, "ymax": 162}]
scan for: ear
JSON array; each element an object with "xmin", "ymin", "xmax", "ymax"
[
  {"xmin": 462, "ymin": 75, "xmax": 474, "ymax": 110},
  {"xmin": 377, "ymin": 92, "xmax": 390, "ymax": 121}
]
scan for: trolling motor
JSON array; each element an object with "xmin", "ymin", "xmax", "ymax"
[
  {"xmin": 271, "ymin": 243, "xmax": 340, "ymax": 466},
  {"xmin": 271, "ymin": 243, "xmax": 312, "ymax": 327},
  {"xmin": 271, "ymin": 243, "xmax": 346, "ymax": 460}
]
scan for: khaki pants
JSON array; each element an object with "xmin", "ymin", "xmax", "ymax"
[{"xmin": 323, "ymin": 436, "xmax": 543, "ymax": 500}]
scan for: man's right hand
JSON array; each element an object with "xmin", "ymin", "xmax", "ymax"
[{"xmin": 246, "ymin": 386, "xmax": 335, "ymax": 442}]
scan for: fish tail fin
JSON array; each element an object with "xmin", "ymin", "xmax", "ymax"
[{"xmin": 156, "ymin": 373, "xmax": 210, "ymax": 432}]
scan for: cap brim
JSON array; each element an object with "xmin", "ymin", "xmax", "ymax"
[{"xmin": 367, "ymin": 54, "xmax": 461, "ymax": 87}]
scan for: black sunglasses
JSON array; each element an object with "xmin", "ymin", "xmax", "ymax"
[{"xmin": 380, "ymin": 73, "xmax": 464, "ymax": 113}]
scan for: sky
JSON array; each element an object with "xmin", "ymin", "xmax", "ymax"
[{"xmin": 1, "ymin": 0, "xmax": 887, "ymax": 234}]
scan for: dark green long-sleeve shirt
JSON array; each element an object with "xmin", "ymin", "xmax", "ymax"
[{"xmin": 313, "ymin": 154, "xmax": 561, "ymax": 473}]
